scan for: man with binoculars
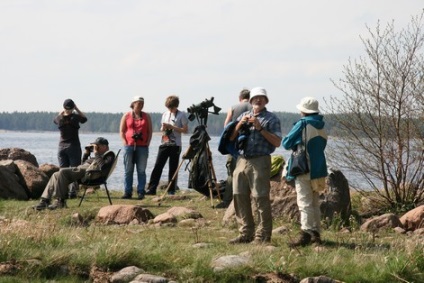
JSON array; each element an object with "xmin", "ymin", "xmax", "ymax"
[{"xmin": 33, "ymin": 137, "xmax": 115, "ymax": 210}]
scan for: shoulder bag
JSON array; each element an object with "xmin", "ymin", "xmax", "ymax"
[{"xmin": 289, "ymin": 121, "xmax": 309, "ymax": 176}]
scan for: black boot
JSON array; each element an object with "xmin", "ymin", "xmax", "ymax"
[
  {"xmin": 309, "ymin": 230, "xmax": 322, "ymax": 245},
  {"xmin": 48, "ymin": 199, "xmax": 67, "ymax": 210},
  {"xmin": 288, "ymin": 231, "xmax": 312, "ymax": 248},
  {"xmin": 33, "ymin": 198, "xmax": 50, "ymax": 211}
]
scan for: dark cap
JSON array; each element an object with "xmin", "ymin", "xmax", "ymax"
[
  {"xmin": 91, "ymin": 137, "xmax": 109, "ymax": 146},
  {"xmin": 63, "ymin": 99, "xmax": 75, "ymax": 110}
]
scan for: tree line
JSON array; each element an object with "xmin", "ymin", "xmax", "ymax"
[{"xmin": 0, "ymin": 111, "xmax": 337, "ymax": 136}]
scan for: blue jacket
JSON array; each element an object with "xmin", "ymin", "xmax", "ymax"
[{"xmin": 282, "ymin": 115, "xmax": 327, "ymax": 180}]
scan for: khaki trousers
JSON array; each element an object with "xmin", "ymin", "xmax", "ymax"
[
  {"xmin": 233, "ymin": 155, "xmax": 272, "ymax": 240},
  {"xmin": 41, "ymin": 165, "xmax": 88, "ymax": 200}
]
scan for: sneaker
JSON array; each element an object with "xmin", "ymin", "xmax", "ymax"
[
  {"xmin": 48, "ymin": 199, "xmax": 67, "ymax": 210},
  {"xmin": 33, "ymin": 198, "xmax": 50, "ymax": 211},
  {"xmin": 137, "ymin": 193, "xmax": 145, "ymax": 200},
  {"xmin": 229, "ymin": 235, "xmax": 253, "ymax": 244},
  {"xmin": 121, "ymin": 194, "xmax": 132, "ymax": 199}
]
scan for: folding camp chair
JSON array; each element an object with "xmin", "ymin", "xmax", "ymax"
[{"xmin": 78, "ymin": 149, "xmax": 120, "ymax": 207}]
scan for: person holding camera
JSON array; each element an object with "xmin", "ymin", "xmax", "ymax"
[
  {"xmin": 216, "ymin": 88, "xmax": 252, "ymax": 209},
  {"xmin": 119, "ymin": 96, "xmax": 153, "ymax": 200},
  {"xmin": 54, "ymin": 99, "xmax": 87, "ymax": 199},
  {"xmin": 228, "ymin": 87, "xmax": 282, "ymax": 245},
  {"xmin": 282, "ymin": 97, "xmax": 328, "ymax": 247},
  {"xmin": 145, "ymin": 95, "xmax": 189, "ymax": 196},
  {"xmin": 33, "ymin": 137, "xmax": 114, "ymax": 210}
]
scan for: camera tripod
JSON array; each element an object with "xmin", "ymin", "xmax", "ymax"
[{"xmin": 158, "ymin": 130, "xmax": 222, "ymax": 208}]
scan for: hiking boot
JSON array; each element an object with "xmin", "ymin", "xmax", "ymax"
[
  {"xmin": 252, "ymin": 237, "xmax": 271, "ymax": 245},
  {"xmin": 121, "ymin": 194, "xmax": 132, "ymax": 199},
  {"xmin": 288, "ymin": 231, "xmax": 312, "ymax": 248},
  {"xmin": 229, "ymin": 235, "xmax": 253, "ymax": 244},
  {"xmin": 309, "ymin": 230, "xmax": 322, "ymax": 245},
  {"xmin": 215, "ymin": 201, "xmax": 230, "ymax": 209},
  {"xmin": 33, "ymin": 198, "xmax": 50, "ymax": 211},
  {"xmin": 145, "ymin": 189, "xmax": 156, "ymax": 195},
  {"xmin": 68, "ymin": 191, "xmax": 77, "ymax": 199},
  {"xmin": 137, "ymin": 193, "xmax": 145, "ymax": 200},
  {"xmin": 48, "ymin": 199, "xmax": 67, "ymax": 210}
]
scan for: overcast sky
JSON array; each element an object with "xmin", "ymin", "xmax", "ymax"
[{"xmin": 1, "ymin": 0, "xmax": 422, "ymax": 114}]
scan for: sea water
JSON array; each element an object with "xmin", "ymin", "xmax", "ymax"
[{"xmin": 0, "ymin": 131, "xmax": 292, "ymax": 192}]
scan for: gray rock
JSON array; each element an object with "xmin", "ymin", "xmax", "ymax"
[
  {"xmin": 211, "ymin": 255, "xmax": 250, "ymax": 272},
  {"xmin": 111, "ymin": 266, "xmax": 143, "ymax": 283},
  {"xmin": 131, "ymin": 273, "xmax": 168, "ymax": 283}
]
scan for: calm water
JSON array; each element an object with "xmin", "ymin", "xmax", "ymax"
[{"xmin": 0, "ymin": 131, "xmax": 291, "ymax": 192}]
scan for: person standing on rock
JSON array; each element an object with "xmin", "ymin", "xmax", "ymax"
[
  {"xmin": 282, "ymin": 97, "xmax": 328, "ymax": 247},
  {"xmin": 228, "ymin": 87, "xmax": 282, "ymax": 244},
  {"xmin": 54, "ymin": 99, "xmax": 87, "ymax": 199}
]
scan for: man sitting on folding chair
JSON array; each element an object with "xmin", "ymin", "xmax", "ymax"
[{"xmin": 33, "ymin": 137, "xmax": 115, "ymax": 210}]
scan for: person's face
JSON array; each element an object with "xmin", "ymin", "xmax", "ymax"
[
  {"xmin": 93, "ymin": 144, "xmax": 107, "ymax": 154},
  {"xmin": 133, "ymin": 101, "xmax": 144, "ymax": 111},
  {"xmin": 64, "ymin": 108, "xmax": 73, "ymax": 115},
  {"xmin": 251, "ymin": 96, "xmax": 267, "ymax": 111}
]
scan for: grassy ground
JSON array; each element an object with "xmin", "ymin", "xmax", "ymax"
[{"xmin": 0, "ymin": 189, "xmax": 423, "ymax": 283}]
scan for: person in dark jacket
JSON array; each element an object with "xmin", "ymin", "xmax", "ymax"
[
  {"xmin": 54, "ymin": 99, "xmax": 87, "ymax": 198},
  {"xmin": 282, "ymin": 97, "xmax": 328, "ymax": 247}
]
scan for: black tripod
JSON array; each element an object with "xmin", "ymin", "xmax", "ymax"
[{"xmin": 158, "ymin": 99, "xmax": 222, "ymax": 207}]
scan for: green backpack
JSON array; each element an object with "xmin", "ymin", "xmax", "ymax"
[{"xmin": 271, "ymin": 155, "xmax": 285, "ymax": 177}]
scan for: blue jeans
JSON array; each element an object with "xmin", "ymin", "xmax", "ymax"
[{"xmin": 123, "ymin": 145, "xmax": 149, "ymax": 195}]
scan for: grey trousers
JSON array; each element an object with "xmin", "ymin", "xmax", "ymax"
[{"xmin": 41, "ymin": 166, "xmax": 87, "ymax": 200}]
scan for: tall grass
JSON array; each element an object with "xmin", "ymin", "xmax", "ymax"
[{"xmin": 0, "ymin": 192, "xmax": 423, "ymax": 282}]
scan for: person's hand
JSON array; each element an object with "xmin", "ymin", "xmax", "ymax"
[{"xmin": 162, "ymin": 123, "xmax": 173, "ymax": 130}]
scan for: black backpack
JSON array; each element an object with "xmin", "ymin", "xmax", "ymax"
[{"xmin": 184, "ymin": 125, "xmax": 222, "ymax": 198}]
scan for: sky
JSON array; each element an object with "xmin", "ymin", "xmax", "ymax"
[{"xmin": 1, "ymin": 0, "xmax": 423, "ymax": 114}]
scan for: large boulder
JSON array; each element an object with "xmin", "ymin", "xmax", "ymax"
[
  {"xmin": 0, "ymin": 148, "xmax": 52, "ymax": 200},
  {"xmin": 360, "ymin": 213, "xmax": 403, "ymax": 232},
  {"xmin": 0, "ymin": 148, "xmax": 38, "ymax": 167},
  {"xmin": 399, "ymin": 205, "xmax": 424, "ymax": 231},
  {"xmin": 0, "ymin": 161, "xmax": 29, "ymax": 200},
  {"xmin": 39, "ymin": 163, "xmax": 60, "ymax": 179},
  {"xmin": 14, "ymin": 160, "xmax": 49, "ymax": 199},
  {"xmin": 320, "ymin": 168, "xmax": 352, "ymax": 227}
]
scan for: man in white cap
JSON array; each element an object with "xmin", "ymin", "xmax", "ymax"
[
  {"xmin": 282, "ymin": 96, "xmax": 328, "ymax": 247},
  {"xmin": 228, "ymin": 87, "xmax": 282, "ymax": 244},
  {"xmin": 33, "ymin": 137, "xmax": 115, "ymax": 210}
]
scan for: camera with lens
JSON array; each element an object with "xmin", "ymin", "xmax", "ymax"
[
  {"xmin": 132, "ymin": 132, "xmax": 143, "ymax": 141},
  {"xmin": 187, "ymin": 97, "xmax": 221, "ymax": 122},
  {"xmin": 164, "ymin": 128, "xmax": 173, "ymax": 136}
]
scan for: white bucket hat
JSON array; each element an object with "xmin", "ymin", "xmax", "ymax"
[
  {"xmin": 249, "ymin": 87, "xmax": 269, "ymax": 103},
  {"xmin": 130, "ymin": 96, "xmax": 144, "ymax": 108},
  {"xmin": 296, "ymin": 97, "xmax": 319, "ymax": 114}
]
